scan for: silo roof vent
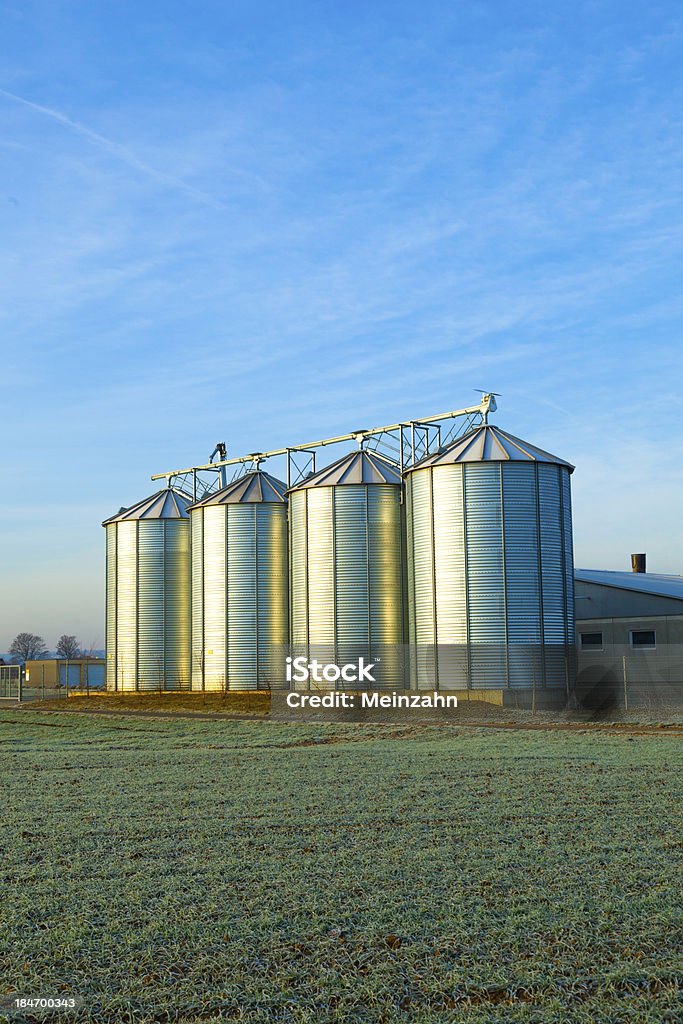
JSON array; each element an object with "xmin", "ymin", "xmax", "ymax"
[
  {"xmin": 289, "ymin": 449, "xmax": 401, "ymax": 491},
  {"xmin": 189, "ymin": 470, "xmax": 287, "ymax": 507},
  {"xmin": 407, "ymin": 424, "xmax": 574, "ymax": 473},
  {"xmin": 102, "ymin": 487, "xmax": 192, "ymax": 524}
]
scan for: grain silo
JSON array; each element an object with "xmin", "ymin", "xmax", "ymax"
[
  {"xmin": 289, "ymin": 449, "xmax": 405, "ymax": 689},
  {"xmin": 103, "ymin": 488, "xmax": 191, "ymax": 691},
  {"xmin": 189, "ymin": 470, "xmax": 288, "ymax": 691},
  {"xmin": 405, "ymin": 424, "xmax": 574, "ymax": 696}
]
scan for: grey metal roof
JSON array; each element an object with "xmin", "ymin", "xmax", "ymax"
[
  {"xmin": 102, "ymin": 487, "xmax": 192, "ymax": 525},
  {"xmin": 575, "ymin": 569, "xmax": 683, "ymax": 602},
  {"xmin": 406, "ymin": 424, "xmax": 574, "ymax": 473},
  {"xmin": 189, "ymin": 470, "xmax": 287, "ymax": 507},
  {"xmin": 289, "ymin": 449, "xmax": 402, "ymax": 491}
]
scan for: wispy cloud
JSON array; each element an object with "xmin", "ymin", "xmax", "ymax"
[{"xmin": 0, "ymin": 87, "xmax": 227, "ymax": 209}]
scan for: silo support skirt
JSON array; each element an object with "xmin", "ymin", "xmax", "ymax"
[
  {"xmin": 274, "ymin": 643, "xmax": 575, "ymax": 694},
  {"xmin": 410, "ymin": 642, "xmax": 574, "ymax": 692}
]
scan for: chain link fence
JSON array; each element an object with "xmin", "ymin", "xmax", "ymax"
[
  {"xmin": 1, "ymin": 661, "xmax": 106, "ymax": 702},
  {"xmin": 0, "ymin": 665, "xmax": 22, "ymax": 700}
]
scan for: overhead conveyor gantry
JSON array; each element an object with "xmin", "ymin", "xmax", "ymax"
[{"xmin": 151, "ymin": 393, "xmax": 498, "ymax": 501}]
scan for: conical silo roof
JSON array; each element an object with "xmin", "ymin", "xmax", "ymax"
[
  {"xmin": 289, "ymin": 449, "xmax": 402, "ymax": 491},
  {"xmin": 102, "ymin": 487, "xmax": 192, "ymax": 525},
  {"xmin": 189, "ymin": 470, "xmax": 287, "ymax": 507},
  {"xmin": 406, "ymin": 424, "xmax": 574, "ymax": 473}
]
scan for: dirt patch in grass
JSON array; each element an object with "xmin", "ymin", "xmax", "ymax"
[{"xmin": 17, "ymin": 691, "xmax": 273, "ymax": 717}]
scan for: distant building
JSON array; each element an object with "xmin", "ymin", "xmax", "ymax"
[
  {"xmin": 24, "ymin": 658, "xmax": 105, "ymax": 691},
  {"xmin": 575, "ymin": 561, "xmax": 683, "ymax": 708}
]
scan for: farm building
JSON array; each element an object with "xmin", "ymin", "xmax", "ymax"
[
  {"xmin": 24, "ymin": 658, "xmax": 105, "ymax": 693},
  {"xmin": 575, "ymin": 560, "xmax": 683, "ymax": 708}
]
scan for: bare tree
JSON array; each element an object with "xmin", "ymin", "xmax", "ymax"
[
  {"xmin": 193, "ymin": 648, "xmax": 205, "ymax": 691},
  {"xmin": 56, "ymin": 635, "xmax": 81, "ymax": 659},
  {"xmin": 9, "ymin": 633, "xmax": 48, "ymax": 663}
]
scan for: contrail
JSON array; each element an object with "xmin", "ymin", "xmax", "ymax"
[{"xmin": 0, "ymin": 87, "xmax": 227, "ymax": 209}]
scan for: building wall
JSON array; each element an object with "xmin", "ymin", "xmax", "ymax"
[
  {"xmin": 24, "ymin": 659, "xmax": 106, "ymax": 690},
  {"xmin": 25, "ymin": 659, "xmax": 58, "ymax": 687},
  {"xmin": 575, "ymin": 614, "xmax": 683, "ymax": 704},
  {"xmin": 575, "ymin": 580, "xmax": 683, "ymax": 618}
]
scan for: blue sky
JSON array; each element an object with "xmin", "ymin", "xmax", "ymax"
[{"xmin": 1, "ymin": 0, "xmax": 682, "ymax": 649}]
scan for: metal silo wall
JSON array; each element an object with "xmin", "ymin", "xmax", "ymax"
[
  {"xmin": 256, "ymin": 504, "xmax": 289, "ymax": 688},
  {"xmin": 465, "ymin": 464, "xmax": 507, "ymax": 688},
  {"xmin": 105, "ymin": 525, "xmax": 117, "ymax": 689},
  {"xmin": 136, "ymin": 521, "xmax": 190, "ymax": 691},
  {"xmin": 407, "ymin": 460, "xmax": 574, "ymax": 691},
  {"xmin": 561, "ymin": 470, "xmax": 575, "ymax": 644},
  {"xmin": 367, "ymin": 487, "xmax": 404, "ymax": 689},
  {"xmin": 405, "ymin": 482, "xmax": 415, "ymax": 652},
  {"xmin": 406, "ymin": 470, "xmax": 436, "ymax": 688},
  {"xmin": 409, "ymin": 471, "xmax": 436, "ymax": 646},
  {"xmin": 191, "ymin": 510, "xmax": 204, "ymax": 689},
  {"xmin": 201, "ymin": 506, "xmax": 227, "ymax": 689},
  {"xmin": 162, "ymin": 521, "xmax": 191, "ymax": 690},
  {"xmin": 227, "ymin": 508, "xmax": 257, "ymax": 686},
  {"xmin": 137, "ymin": 521, "xmax": 166, "ymax": 689},
  {"xmin": 501, "ymin": 463, "xmax": 542, "ymax": 688},
  {"xmin": 115, "ymin": 521, "xmax": 138, "ymax": 690},
  {"xmin": 289, "ymin": 490, "xmax": 309, "ymax": 645},
  {"xmin": 306, "ymin": 488, "xmax": 335, "ymax": 647},
  {"xmin": 107, "ymin": 519, "xmax": 190, "ymax": 690},
  {"xmin": 289, "ymin": 484, "xmax": 404, "ymax": 687},
  {"xmin": 191, "ymin": 503, "xmax": 289, "ymax": 691},
  {"xmin": 561, "ymin": 469, "xmax": 576, "ymax": 689},
  {"xmin": 432, "ymin": 466, "xmax": 468, "ymax": 689},
  {"xmin": 537, "ymin": 464, "xmax": 567, "ymax": 688},
  {"xmin": 289, "ymin": 487, "xmax": 335, "ymax": 656},
  {"xmin": 334, "ymin": 488, "xmax": 369, "ymax": 666}
]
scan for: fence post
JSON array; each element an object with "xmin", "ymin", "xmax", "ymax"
[{"xmin": 622, "ymin": 654, "xmax": 628, "ymax": 711}]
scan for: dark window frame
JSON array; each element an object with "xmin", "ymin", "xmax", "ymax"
[
  {"xmin": 629, "ymin": 629, "xmax": 656, "ymax": 650},
  {"xmin": 579, "ymin": 632, "xmax": 604, "ymax": 650}
]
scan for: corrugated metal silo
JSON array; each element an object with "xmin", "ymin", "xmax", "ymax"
[
  {"xmin": 405, "ymin": 425, "xmax": 574, "ymax": 692},
  {"xmin": 289, "ymin": 450, "xmax": 405, "ymax": 688},
  {"xmin": 103, "ymin": 488, "xmax": 191, "ymax": 691},
  {"xmin": 189, "ymin": 471, "xmax": 288, "ymax": 690}
]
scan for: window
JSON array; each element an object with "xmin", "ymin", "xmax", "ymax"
[
  {"xmin": 580, "ymin": 632, "xmax": 603, "ymax": 649},
  {"xmin": 630, "ymin": 630, "xmax": 656, "ymax": 650}
]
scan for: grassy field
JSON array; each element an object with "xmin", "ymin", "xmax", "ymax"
[{"xmin": 0, "ymin": 712, "xmax": 681, "ymax": 1023}]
